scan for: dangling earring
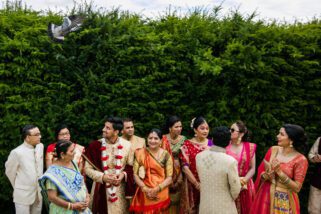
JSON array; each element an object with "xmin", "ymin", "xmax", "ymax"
[{"xmin": 237, "ymin": 137, "xmax": 242, "ymax": 145}]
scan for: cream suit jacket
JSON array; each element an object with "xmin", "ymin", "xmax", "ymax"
[
  {"xmin": 5, "ymin": 142, "xmax": 44, "ymax": 205},
  {"xmin": 196, "ymin": 146, "xmax": 241, "ymax": 214}
]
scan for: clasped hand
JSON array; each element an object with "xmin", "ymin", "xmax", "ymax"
[
  {"xmin": 262, "ymin": 158, "xmax": 283, "ymax": 181},
  {"xmin": 73, "ymin": 201, "xmax": 89, "ymax": 211},
  {"xmin": 143, "ymin": 187, "xmax": 159, "ymax": 201},
  {"xmin": 240, "ymin": 177, "xmax": 248, "ymax": 189},
  {"xmin": 271, "ymin": 159, "xmax": 281, "ymax": 173},
  {"xmin": 313, "ymin": 154, "xmax": 321, "ymax": 163},
  {"xmin": 103, "ymin": 173, "xmax": 125, "ymax": 186}
]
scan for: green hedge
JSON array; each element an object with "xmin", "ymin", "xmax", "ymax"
[{"xmin": 1, "ymin": 2, "xmax": 320, "ymax": 213}]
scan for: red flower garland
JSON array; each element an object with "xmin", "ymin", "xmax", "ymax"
[
  {"xmin": 115, "ymin": 155, "xmax": 123, "ymax": 159},
  {"xmin": 101, "ymin": 156, "xmax": 109, "ymax": 161},
  {"xmin": 115, "ymin": 165, "xmax": 122, "ymax": 170}
]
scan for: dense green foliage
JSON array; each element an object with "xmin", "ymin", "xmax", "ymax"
[{"xmin": 1, "ymin": 2, "xmax": 320, "ymax": 213}]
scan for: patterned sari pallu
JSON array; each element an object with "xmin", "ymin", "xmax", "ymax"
[{"xmin": 39, "ymin": 162, "xmax": 91, "ymax": 214}]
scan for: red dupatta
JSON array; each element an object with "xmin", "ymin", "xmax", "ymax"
[{"xmin": 250, "ymin": 147, "xmax": 274, "ymax": 214}]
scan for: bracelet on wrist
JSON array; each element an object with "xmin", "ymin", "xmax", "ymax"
[
  {"xmin": 158, "ymin": 184, "xmax": 163, "ymax": 192},
  {"xmin": 283, "ymin": 177, "xmax": 290, "ymax": 184},
  {"xmin": 67, "ymin": 202, "xmax": 71, "ymax": 210},
  {"xmin": 279, "ymin": 174, "xmax": 289, "ymax": 184}
]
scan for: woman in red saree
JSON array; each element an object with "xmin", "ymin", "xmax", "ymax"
[
  {"xmin": 251, "ymin": 124, "xmax": 309, "ymax": 214},
  {"xmin": 179, "ymin": 116, "xmax": 211, "ymax": 213},
  {"xmin": 226, "ymin": 121, "xmax": 256, "ymax": 214},
  {"xmin": 130, "ymin": 129, "xmax": 173, "ymax": 214}
]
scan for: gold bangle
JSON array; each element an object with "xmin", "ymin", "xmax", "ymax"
[
  {"xmin": 283, "ymin": 177, "xmax": 290, "ymax": 184},
  {"xmin": 279, "ymin": 175, "xmax": 289, "ymax": 184},
  {"xmin": 158, "ymin": 184, "xmax": 162, "ymax": 192},
  {"xmin": 67, "ymin": 202, "xmax": 71, "ymax": 210}
]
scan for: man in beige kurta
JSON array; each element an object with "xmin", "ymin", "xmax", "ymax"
[
  {"xmin": 85, "ymin": 117, "xmax": 131, "ymax": 214},
  {"xmin": 196, "ymin": 126, "xmax": 241, "ymax": 214}
]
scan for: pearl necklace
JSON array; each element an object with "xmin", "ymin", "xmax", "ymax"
[{"xmin": 100, "ymin": 138, "xmax": 123, "ymax": 202}]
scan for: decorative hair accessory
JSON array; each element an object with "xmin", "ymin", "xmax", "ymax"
[{"xmin": 190, "ymin": 117, "xmax": 196, "ymax": 129}]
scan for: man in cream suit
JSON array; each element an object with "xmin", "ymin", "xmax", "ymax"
[
  {"xmin": 5, "ymin": 124, "xmax": 44, "ymax": 214},
  {"xmin": 196, "ymin": 126, "xmax": 241, "ymax": 214}
]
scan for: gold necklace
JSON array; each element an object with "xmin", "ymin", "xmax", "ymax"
[
  {"xmin": 168, "ymin": 134, "xmax": 181, "ymax": 145},
  {"xmin": 149, "ymin": 148, "xmax": 161, "ymax": 160},
  {"xmin": 192, "ymin": 137, "xmax": 207, "ymax": 144}
]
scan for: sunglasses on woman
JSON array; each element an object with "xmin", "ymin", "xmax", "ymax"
[{"xmin": 230, "ymin": 128, "xmax": 240, "ymax": 133}]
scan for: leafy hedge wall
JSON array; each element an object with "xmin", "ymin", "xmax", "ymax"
[{"xmin": 1, "ymin": 2, "xmax": 320, "ymax": 213}]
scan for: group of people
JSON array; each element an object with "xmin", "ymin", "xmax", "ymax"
[{"xmin": 4, "ymin": 116, "xmax": 321, "ymax": 214}]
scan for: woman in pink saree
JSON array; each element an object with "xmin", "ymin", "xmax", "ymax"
[
  {"xmin": 251, "ymin": 124, "xmax": 309, "ymax": 214},
  {"xmin": 226, "ymin": 121, "xmax": 256, "ymax": 214}
]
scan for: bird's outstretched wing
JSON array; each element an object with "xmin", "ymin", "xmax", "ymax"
[{"xmin": 48, "ymin": 15, "xmax": 85, "ymax": 42}]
